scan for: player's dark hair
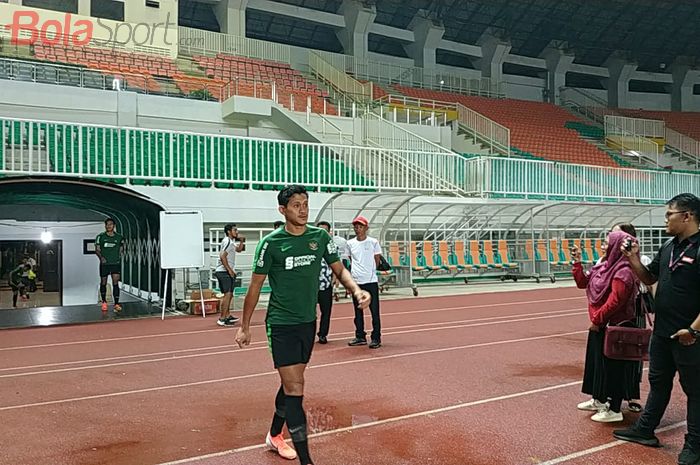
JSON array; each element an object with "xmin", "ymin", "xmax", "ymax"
[
  {"xmin": 667, "ymin": 193, "xmax": 700, "ymax": 220},
  {"xmin": 277, "ymin": 185, "xmax": 308, "ymax": 207},
  {"xmin": 104, "ymin": 217, "xmax": 115, "ymax": 225},
  {"xmin": 224, "ymin": 223, "xmax": 237, "ymax": 234},
  {"xmin": 273, "ymin": 221, "xmax": 285, "ymax": 229},
  {"xmin": 316, "ymin": 220, "xmax": 331, "ymax": 230},
  {"xmin": 612, "ymin": 222, "xmax": 636, "ymax": 237}
]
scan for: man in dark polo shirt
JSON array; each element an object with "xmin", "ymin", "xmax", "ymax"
[{"xmin": 615, "ymin": 193, "xmax": 700, "ymax": 465}]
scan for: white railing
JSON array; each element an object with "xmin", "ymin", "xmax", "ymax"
[
  {"xmin": 178, "ymin": 27, "xmax": 291, "ymax": 64},
  {"xmin": 561, "ymin": 87, "xmax": 700, "ymax": 167},
  {"xmin": 374, "ymin": 95, "xmax": 451, "ymax": 127},
  {"xmin": 604, "ymin": 115, "xmax": 661, "ymax": 162},
  {"xmin": 374, "ymin": 94, "xmax": 510, "ymax": 155},
  {"xmin": 309, "ymin": 52, "xmax": 373, "ymax": 102},
  {"xmin": 604, "ymin": 115, "xmax": 665, "ymax": 138},
  {"xmin": 361, "ymin": 111, "xmax": 453, "ymax": 155},
  {"xmin": 479, "ymin": 156, "xmax": 700, "ymax": 204},
  {"xmin": 304, "ymin": 109, "xmax": 354, "ymax": 146},
  {"xmin": 0, "ymin": 57, "xmax": 224, "ymax": 100},
  {"xmin": 456, "ymin": 104, "xmax": 510, "ymax": 156},
  {"xmin": 665, "ymin": 128, "xmax": 700, "ymax": 168},
  {"xmin": 175, "ymin": 29, "xmax": 503, "ymax": 98},
  {"xmin": 5, "ymin": 115, "xmax": 698, "ymax": 202},
  {"xmin": 318, "ymin": 50, "xmax": 504, "ymax": 98},
  {"xmin": 0, "ymin": 116, "xmax": 465, "ymax": 195}
]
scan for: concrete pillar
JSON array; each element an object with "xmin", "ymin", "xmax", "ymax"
[
  {"xmin": 336, "ymin": 0, "xmax": 376, "ymax": 62},
  {"xmin": 214, "ymin": 0, "xmax": 249, "ymax": 36},
  {"xmin": 540, "ymin": 42, "xmax": 574, "ymax": 104},
  {"xmin": 405, "ymin": 11, "xmax": 444, "ymax": 69},
  {"xmin": 605, "ymin": 54, "xmax": 636, "ymax": 108},
  {"xmin": 78, "ymin": 0, "xmax": 90, "ymax": 17},
  {"xmin": 670, "ymin": 60, "xmax": 700, "ymax": 112},
  {"xmin": 477, "ymin": 30, "xmax": 511, "ymax": 85},
  {"xmin": 117, "ymin": 91, "xmax": 137, "ymax": 128}
]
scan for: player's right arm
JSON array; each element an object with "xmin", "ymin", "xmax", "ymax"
[
  {"xmin": 94, "ymin": 234, "xmax": 106, "ymax": 263},
  {"xmin": 235, "ymin": 237, "xmax": 272, "ymax": 347},
  {"xmin": 235, "ymin": 272, "xmax": 266, "ymax": 347}
]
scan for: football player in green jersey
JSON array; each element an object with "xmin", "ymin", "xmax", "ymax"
[
  {"xmin": 95, "ymin": 217, "xmax": 125, "ymax": 313},
  {"xmin": 236, "ymin": 185, "xmax": 370, "ymax": 465}
]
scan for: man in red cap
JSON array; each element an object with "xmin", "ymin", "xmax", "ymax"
[{"xmin": 346, "ymin": 215, "xmax": 383, "ymax": 348}]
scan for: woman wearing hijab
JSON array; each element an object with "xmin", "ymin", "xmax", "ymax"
[{"xmin": 572, "ymin": 230, "xmax": 641, "ymax": 422}]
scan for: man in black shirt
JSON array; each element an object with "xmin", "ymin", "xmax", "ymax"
[{"xmin": 615, "ymin": 193, "xmax": 700, "ymax": 465}]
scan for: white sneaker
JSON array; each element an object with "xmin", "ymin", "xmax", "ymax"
[
  {"xmin": 577, "ymin": 399, "xmax": 607, "ymax": 411},
  {"xmin": 591, "ymin": 409, "xmax": 624, "ymax": 422}
]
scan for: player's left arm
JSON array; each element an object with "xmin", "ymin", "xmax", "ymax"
[
  {"xmin": 330, "ymin": 261, "xmax": 370, "ymax": 309},
  {"xmin": 373, "ymin": 238, "xmax": 383, "ymax": 267}
]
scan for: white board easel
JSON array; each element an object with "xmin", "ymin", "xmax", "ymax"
[{"xmin": 159, "ymin": 211, "xmax": 206, "ymax": 320}]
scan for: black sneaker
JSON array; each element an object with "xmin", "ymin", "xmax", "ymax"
[
  {"xmin": 317, "ymin": 336, "xmax": 328, "ymax": 344},
  {"xmin": 613, "ymin": 427, "xmax": 661, "ymax": 448},
  {"xmin": 679, "ymin": 445, "xmax": 700, "ymax": 465},
  {"xmin": 347, "ymin": 337, "xmax": 367, "ymax": 346},
  {"xmin": 225, "ymin": 315, "xmax": 239, "ymax": 323},
  {"xmin": 368, "ymin": 340, "xmax": 381, "ymax": 349}
]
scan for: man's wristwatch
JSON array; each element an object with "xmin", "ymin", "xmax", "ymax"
[{"xmin": 688, "ymin": 328, "xmax": 700, "ymax": 338}]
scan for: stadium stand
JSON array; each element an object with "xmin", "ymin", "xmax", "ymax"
[
  {"xmin": 23, "ymin": 44, "xmax": 335, "ymax": 113},
  {"xmin": 618, "ymin": 109, "xmax": 700, "ymax": 141},
  {"xmin": 392, "ymin": 85, "xmax": 619, "ymax": 167}
]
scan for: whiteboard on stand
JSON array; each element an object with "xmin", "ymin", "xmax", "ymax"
[{"xmin": 159, "ymin": 211, "xmax": 205, "ymax": 269}]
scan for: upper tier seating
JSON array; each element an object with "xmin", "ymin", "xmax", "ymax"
[
  {"xmin": 618, "ymin": 109, "xmax": 700, "ymax": 141},
  {"xmin": 32, "ymin": 43, "xmax": 227, "ymax": 97},
  {"xmin": 194, "ymin": 53, "xmax": 336, "ymax": 115},
  {"xmin": 29, "ymin": 45, "xmax": 331, "ymax": 112},
  {"xmin": 393, "ymin": 85, "xmax": 618, "ymax": 167}
]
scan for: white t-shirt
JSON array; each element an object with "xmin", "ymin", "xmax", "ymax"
[
  {"xmin": 215, "ymin": 237, "xmax": 239, "ymax": 273},
  {"xmin": 345, "ymin": 236, "xmax": 382, "ymax": 284},
  {"xmin": 333, "ymin": 236, "xmax": 349, "ymax": 260}
]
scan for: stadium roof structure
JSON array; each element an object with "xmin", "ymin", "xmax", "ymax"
[
  {"xmin": 180, "ymin": 0, "xmax": 700, "ymax": 72},
  {"xmin": 315, "ymin": 193, "xmax": 665, "ymax": 241}
]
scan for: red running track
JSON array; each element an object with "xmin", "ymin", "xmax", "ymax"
[{"xmin": 0, "ymin": 287, "xmax": 689, "ymax": 465}]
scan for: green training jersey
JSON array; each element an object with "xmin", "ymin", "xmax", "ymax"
[
  {"xmin": 253, "ymin": 225, "xmax": 340, "ymax": 325},
  {"xmin": 96, "ymin": 232, "xmax": 124, "ymax": 264},
  {"xmin": 9, "ymin": 266, "xmax": 24, "ymax": 285}
]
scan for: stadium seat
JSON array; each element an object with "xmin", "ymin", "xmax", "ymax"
[{"xmin": 392, "ymin": 85, "xmax": 619, "ymax": 168}]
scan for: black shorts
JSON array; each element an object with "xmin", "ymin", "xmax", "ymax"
[
  {"xmin": 266, "ymin": 321, "xmax": 316, "ymax": 369},
  {"xmin": 99, "ymin": 263, "xmax": 121, "ymax": 277},
  {"xmin": 215, "ymin": 271, "xmax": 234, "ymax": 294}
]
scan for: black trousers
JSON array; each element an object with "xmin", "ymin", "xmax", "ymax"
[
  {"xmin": 637, "ymin": 334, "xmax": 700, "ymax": 448},
  {"xmin": 351, "ymin": 282, "xmax": 381, "ymax": 342},
  {"xmin": 317, "ymin": 287, "xmax": 333, "ymax": 338}
]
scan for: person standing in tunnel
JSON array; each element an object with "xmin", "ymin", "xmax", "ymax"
[{"xmin": 95, "ymin": 218, "xmax": 125, "ymax": 313}]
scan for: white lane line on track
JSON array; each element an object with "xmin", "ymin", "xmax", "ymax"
[
  {"xmin": 0, "ymin": 306, "xmax": 585, "ymax": 374},
  {"xmin": 0, "ymin": 296, "xmax": 585, "ymax": 351},
  {"xmin": 0, "ymin": 310, "xmax": 586, "ymax": 379},
  {"xmin": 535, "ymin": 421, "xmax": 687, "ymax": 465},
  {"xmin": 154, "ymin": 375, "xmax": 591, "ymax": 464},
  {"xmin": 0, "ymin": 329, "xmax": 586, "ymax": 411},
  {"xmin": 0, "ymin": 306, "xmax": 583, "ymax": 373}
]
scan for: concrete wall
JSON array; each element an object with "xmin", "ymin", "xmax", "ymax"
[{"xmin": 0, "ymin": 79, "xmax": 449, "ymax": 147}]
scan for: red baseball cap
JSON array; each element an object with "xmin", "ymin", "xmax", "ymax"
[{"xmin": 352, "ymin": 215, "xmax": 369, "ymax": 227}]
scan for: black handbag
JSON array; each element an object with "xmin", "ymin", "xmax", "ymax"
[{"xmin": 377, "ymin": 255, "xmax": 392, "ymax": 272}]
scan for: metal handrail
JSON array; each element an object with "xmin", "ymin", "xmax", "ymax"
[
  {"xmin": 0, "ymin": 57, "xmax": 225, "ymax": 101},
  {"xmin": 309, "ymin": 51, "xmax": 373, "ymax": 102}
]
